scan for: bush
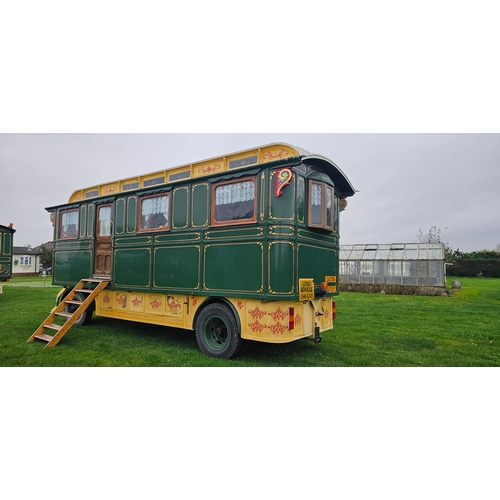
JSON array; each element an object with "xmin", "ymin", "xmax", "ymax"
[{"xmin": 448, "ymin": 259, "xmax": 500, "ymax": 278}]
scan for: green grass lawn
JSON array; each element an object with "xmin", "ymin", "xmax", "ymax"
[{"xmin": 1, "ymin": 276, "xmax": 499, "ymax": 366}]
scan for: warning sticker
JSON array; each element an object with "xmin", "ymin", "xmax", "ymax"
[
  {"xmin": 325, "ymin": 275, "xmax": 337, "ymax": 293},
  {"xmin": 299, "ymin": 278, "xmax": 314, "ymax": 301}
]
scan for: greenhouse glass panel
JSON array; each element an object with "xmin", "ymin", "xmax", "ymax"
[
  {"xmin": 373, "ymin": 261, "xmax": 387, "ymax": 284},
  {"xmin": 339, "ymin": 261, "xmax": 349, "ymax": 280},
  {"xmin": 339, "ymin": 247, "xmax": 351, "ymax": 260},
  {"xmin": 428, "ymin": 261, "xmax": 443, "ymax": 285},
  {"xmin": 428, "ymin": 246, "xmax": 445, "ymax": 259},
  {"xmin": 360, "ymin": 261, "xmax": 374, "ymax": 284},
  {"xmin": 350, "ymin": 246, "xmax": 365, "ymax": 260},
  {"xmin": 346, "ymin": 261, "xmax": 361, "ymax": 283},
  {"xmin": 389, "ymin": 246, "xmax": 405, "ymax": 260},
  {"xmin": 403, "ymin": 245, "xmax": 419, "ymax": 259},
  {"xmin": 375, "ymin": 246, "xmax": 391, "ymax": 260},
  {"xmin": 388, "ymin": 261, "xmax": 402, "ymax": 284},
  {"xmin": 417, "ymin": 261, "xmax": 428, "ymax": 285},
  {"xmin": 403, "ymin": 261, "xmax": 417, "ymax": 285}
]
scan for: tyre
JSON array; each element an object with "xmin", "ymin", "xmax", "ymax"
[
  {"xmin": 64, "ymin": 291, "xmax": 94, "ymax": 326},
  {"xmin": 195, "ymin": 302, "xmax": 245, "ymax": 359}
]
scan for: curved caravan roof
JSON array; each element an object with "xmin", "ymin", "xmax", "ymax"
[{"xmin": 65, "ymin": 142, "xmax": 356, "ymax": 204}]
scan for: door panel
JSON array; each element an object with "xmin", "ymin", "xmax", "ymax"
[{"xmin": 95, "ymin": 204, "xmax": 113, "ymax": 276}]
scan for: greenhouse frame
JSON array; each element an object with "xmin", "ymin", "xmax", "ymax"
[{"xmin": 339, "ymin": 243, "xmax": 447, "ymax": 295}]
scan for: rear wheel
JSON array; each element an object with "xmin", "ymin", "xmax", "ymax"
[
  {"xmin": 64, "ymin": 291, "xmax": 94, "ymax": 326},
  {"xmin": 195, "ymin": 303, "xmax": 245, "ymax": 359}
]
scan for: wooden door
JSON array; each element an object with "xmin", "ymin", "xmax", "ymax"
[{"xmin": 94, "ymin": 204, "xmax": 113, "ymax": 277}]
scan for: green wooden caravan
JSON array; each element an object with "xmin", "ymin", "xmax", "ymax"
[
  {"xmin": 0, "ymin": 223, "xmax": 15, "ymax": 293},
  {"xmin": 36, "ymin": 143, "xmax": 356, "ymax": 358}
]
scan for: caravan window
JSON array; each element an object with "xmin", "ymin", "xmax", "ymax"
[
  {"xmin": 60, "ymin": 209, "xmax": 79, "ymax": 239},
  {"xmin": 212, "ymin": 177, "xmax": 256, "ymax": 226},
  {"xmin": 139, "ymin": 193, "xmax": 170, "ymax": 232},
  {"xmin": 308, "ymin": 181, "xmax": 335, "ymax": 232}
]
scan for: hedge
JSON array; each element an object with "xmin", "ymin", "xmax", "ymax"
[{"xmin": 448, "ymin": 259, "xmax": 500, "ymax": 278}]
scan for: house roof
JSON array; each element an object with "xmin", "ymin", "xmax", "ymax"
[
  {"xmin": 32, "ymin": 241, "xmax": 54, "ymax": 252},
  {"xmin": 13, "ymin": 246, "xmax": 40, "ymax": 255},
  {"xmin": 12, "ymin": 242, "xmax": 53, "ymax": 255}
]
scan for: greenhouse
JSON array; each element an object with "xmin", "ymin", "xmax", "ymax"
[{"xmin": 339, "ymin": 243, "xmax": 447, "ymax": 295}]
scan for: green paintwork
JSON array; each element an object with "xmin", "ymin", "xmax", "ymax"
[
  {"xmin": 192, "ymin": 183, "xmax": 209, "ymax": 227},
  {"xmin": 154, "ymin": 245, "xmax": 200, "ymax": 290},
  {"xmin": 115, "ymin": 198, "xmax": 126, "ymax": 235},
  {"xmin": 298, "ymin": 243, "xmax": 337, "ymax": 287},
  {"xmin": 0, "ymin": 227, "xmax": 15, "ymax": 280},
  {"xmin": 54, "ymin": 250, "xmax": 93, "ymax": 283},
  {"xmin": 172, "ymin": 187, "xmax": 189, "ymax": 229},
  {"xmin": 48, "ymin": 155, "xmax": 352, "ymax": 300},
  {"xmin": 269, "ymin": 172, "xmax": 296, "ymax": 221},
  {"xmin": 126, "ymin": 197, "xmax": 137, "ymax": 233},
  {"xmin": 114, "ymin": 248, "xmax": 151, "ymax": 287},
  {"xmin": 204, "ymin": 242, "xmax": 263, "ymax": 293},
  {"xmin": 268, "ymin": 241, "xmax": 294, "ymax": 294}
]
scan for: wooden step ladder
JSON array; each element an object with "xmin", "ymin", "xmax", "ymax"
[{"xmin": 27, "ymin": 278, "xmax": 110, "ymax": 348}]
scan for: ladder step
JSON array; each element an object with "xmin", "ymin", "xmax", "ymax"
[
  {"xmin": 34, "ymin": 333, "xmax": 54, "ymax": 342},
  {"xmin": 55, "ymin": 311, "xmax": 73, "ymax": 318},
  {"xmin": 43, "ymin": 323, "xmax": 62, "ymax": 331},
  {"xmin": 64, "ymin": 299, "xmax": 83, "ymax": 305},
  {"xmin": 74, "ymin": 288, "xmax": 93, "ymax": 293}
]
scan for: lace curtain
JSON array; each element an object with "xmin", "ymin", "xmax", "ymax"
[
  {"xmin": 311, "ymin": 183, "xmax": 322, "ymax": 206},
  {"xmin": 141, "ymin": 196, "xmax": 169, "ymax": 229},
  {"xmin": 62, "ymin": 210, "xmax": 78, "ymax": 226},
  {"xmin": 61, "ymin": 210, "xmax": 78, "ymax": 237},
  {"xmin": 98, "ymin": 206, "xmax": 112, "ymax": 236},
  {"xmin": 142, "ymin": 196, "xmax": 168, "ymax": 216},
  {"xmin": 215, "ymin": 181, "xmax": 254, "ymax": 206}
]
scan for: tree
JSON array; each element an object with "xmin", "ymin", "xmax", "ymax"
[
  {"xmin": 39, "ymin": 244, "xmax": 53, "ymax": 269},
  {"xmin": 417, "ymin": 226, "xmax": 448, "ymax": 244}
]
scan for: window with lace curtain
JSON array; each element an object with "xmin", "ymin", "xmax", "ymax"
[
  {"xmin": 308, "ymin": 181, "xmax": 335, "ymax": 231},
  {"xmin": 139, "ymin": 193, "xmax": 170, "ymax": 231},
  {"xmin": 60, "ymin": 209, "xmax": 79, "ymax": 238},
  {"xmin": 212, "ymin": 177, "xmax": 256, "ymax": 226},
  {"xmin": 98, "ymin": 205, "xmax": 112, "ymax": 236}
]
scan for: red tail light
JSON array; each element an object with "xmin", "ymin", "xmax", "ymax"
[
  {"xmin": 332, "ymin": 301, "xmax": 337, "ymax": 320},
  {"xmin": 288, "ymin": 307, "xmax": 295, "ymax": 329}
]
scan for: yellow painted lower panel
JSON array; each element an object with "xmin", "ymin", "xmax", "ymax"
[
  {"xmin": 96, "ymin": 290, "xmax": 191, "ymax": 329},
  {"xmin": 94, "ymin": 291, "xmax": 334, "ymax": 344},
  {"xmin": 231, "ymin": 298, "xmax": 333, "ymax": 344}
]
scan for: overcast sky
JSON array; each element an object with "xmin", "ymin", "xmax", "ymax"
[{"xmin": 1, "ymin": 133, "xmax": 498, "ymax": 253}]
